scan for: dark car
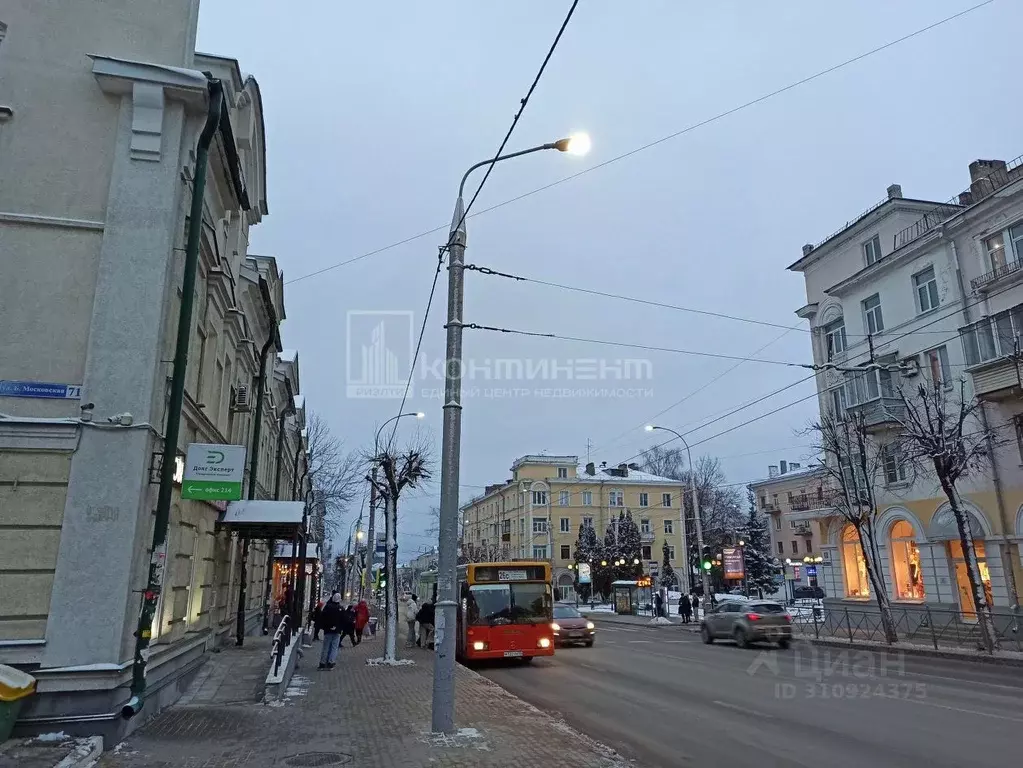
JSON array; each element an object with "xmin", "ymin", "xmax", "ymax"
[
  {"xmin": 701, "ymin": 600, "xmax": 792, "ymax": 649},
  {"xmin": 551, "ymin": 603, "xmax": 595, "ymax": 647},
  {"xmin": 793, "ymin": 585, "xmax": 825, "ymax": 600}
]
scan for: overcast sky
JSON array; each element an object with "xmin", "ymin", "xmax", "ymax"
[{"xmin": 196, "ymin": 0, "xmax": 1021, "ymax": 559}]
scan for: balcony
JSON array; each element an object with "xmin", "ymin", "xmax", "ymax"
[
  {"xmin": 794, "ymin": 524, "xmax": 814, "ymax": 537},
  {"xmin": 847, "ymin": 397, "xmax": 905, "ymax": 433},
  {"xmin": 969, "ymin": 358, "xmax": 1021, "ymax": 401},
  {"xmin": 640, "ymin": 530, "xmax": 655, "ymax": 543},
  {"xmin": 789, "ymin": 494, "xmax": 822, "ymax": 513},
  {"xmin": 971, "ymin": 260, "xmax": 1023, "ymax": 292}
]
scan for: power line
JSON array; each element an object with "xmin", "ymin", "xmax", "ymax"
[
  {"xmin": 284, "ymin": 1, "xmax": 993, "ymax": 287},
  {"xmin": 384, "ymin": 0, "xmax": 580, "ymax": 450}
]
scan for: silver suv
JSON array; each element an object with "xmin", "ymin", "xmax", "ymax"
[{"xmin": 700, "ymin": 600, "xmax": 792, "ymax": 649}]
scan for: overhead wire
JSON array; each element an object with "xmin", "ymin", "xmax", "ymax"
[{"xmin": 284, "ymin": 1, "xmax": 994, "ymax": 287}]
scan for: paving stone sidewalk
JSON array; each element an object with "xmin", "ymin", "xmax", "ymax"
[{"xmin": 97, "ymin": 630, "xmax": 630, "ymax": 768}]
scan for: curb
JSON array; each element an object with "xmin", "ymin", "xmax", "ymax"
[{"xmin": 801, "ymin": 636, "xmax": 1023, "ymax": 667}]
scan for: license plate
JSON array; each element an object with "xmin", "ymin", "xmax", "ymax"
[
  {"xmin": 504, "ymin": 650, "xmax": 524, "ymax": 658},
  {"xmin": 569, "ymin": 631, "xmax": 583, "ymax": 638}
]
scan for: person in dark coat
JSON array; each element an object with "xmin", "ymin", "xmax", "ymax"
[
  {"xmin": 678, "ymin": 593, "xmax": 692, "ymax": 624},
  {"xmin": 654, "ymin": 591, "xmax": 664, "ymax": 618},
  {"xmin": 416, "ymin": 601, "xmax": 435, "ymax": 649},
  {"xmin": 317, "ymin": 593, "xmax": 344, "ymax": 669},
  {"xmin": 340, "ymin": 605, "xmax": 358, "ymax": 647},
  {"xmin": 310, "ymin": 600, "xmax": 324, "ymax": 640}
]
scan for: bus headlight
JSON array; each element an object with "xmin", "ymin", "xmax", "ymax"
[
  {"xmin": 472, "ymin": 641, "xmax": 487, "ymax": 651},
  {"xmin": 538, "ymin": 637, "xmax": 552, "ymax": 649}
]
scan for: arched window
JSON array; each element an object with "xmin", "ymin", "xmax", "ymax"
[
  {"xmin": 890, "ymin": 521, "xmax": 924, "ymax": 601},
  {"xmin": 841, "ymin": 525, "xmax": 870, "ymax": 598}
]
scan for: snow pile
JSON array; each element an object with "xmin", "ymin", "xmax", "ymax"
[
  {"xmin": 423, "ymin": 727, "xmax": 490, "ymax": 751},
  {"xmin": 35, "ymin": 732, "xmax": 68, "ymax": 742},
  {"xmin": 649, "ymin": 617, "xmax": 673, "ymax": 626},
  {"xmin": 366, "ymin": 657, "xmax": 415, "ymax": 667}
]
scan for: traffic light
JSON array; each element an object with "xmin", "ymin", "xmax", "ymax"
[{"xmin": 701, "ymin": 545, "xmax": 712, "ymax": 571}]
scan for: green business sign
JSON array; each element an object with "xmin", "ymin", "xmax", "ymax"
[{"xmin": 181, "ymin": 443, "xmax": 246, "ymax": 501}]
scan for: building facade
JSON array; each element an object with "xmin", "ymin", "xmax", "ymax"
[
  {"xmin": 0, "ymin": 1, "xmax": 317, "ymax": 739},
  {"xmin": 461, "ymin": 455, "xmax": 687, "ymax": 600},
  {"xmin": 784, "ymin": 158, "xmax": 1023, "ymax": 622}
]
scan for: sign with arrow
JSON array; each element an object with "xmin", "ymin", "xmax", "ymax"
[{"xmin": 181, "ymin": 443, "xmax": 246, "ymax": 501}]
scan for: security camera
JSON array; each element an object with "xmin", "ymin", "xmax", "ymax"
[{"xmin": 80, "ymin": 403, "xmax": 96, "ymax": 423}]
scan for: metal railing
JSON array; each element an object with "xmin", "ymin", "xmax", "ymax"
[
  {"xmin": 790, "ymin": 603, "xmax": 1022, "ymax": 653},
  {"xmin": 269, "ymin": 614, "xmax": 293, "ymax": 678},
  {"xmin": 971, "ymin": 259, "xmax": 1023, "ymax": 290}
]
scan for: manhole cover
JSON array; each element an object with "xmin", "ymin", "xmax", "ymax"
[{"xmin": 284, "ymin": 752, "xmax": 352, "ymax": 767}]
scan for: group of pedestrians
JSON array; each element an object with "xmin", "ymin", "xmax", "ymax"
[
  {"xmin": 312, "ymin": 593, "xmax": 371, "ymax": 670},
  {"xmin": 404, "ymin": 593, "xmax": 436, "ymax": 650},
  {"xmin": 676, "ymin": 592, "xmax": 711, "ymax": 624}
]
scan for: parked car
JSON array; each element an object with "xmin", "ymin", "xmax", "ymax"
[
  {"xmin": 551, "ymin": 603, "xmax": 595, "ymax": 647},
  {"xmin": 792, "ymin": 585, "xmax": 825, "ymax": 600},
  {"xmin": 701, "ymin": 600, "xmax": 792, "ymax": 649}
]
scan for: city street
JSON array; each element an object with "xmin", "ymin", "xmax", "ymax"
[{"xmin": 479, "ymin": 617, "xmax": 1023, "ymax": 767}]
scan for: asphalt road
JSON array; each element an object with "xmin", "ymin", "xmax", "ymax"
[{"xmin": 477, "ymin": 617, "xmax": 1023, "ymax": 767}]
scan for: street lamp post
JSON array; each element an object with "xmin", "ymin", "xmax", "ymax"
[
  {"xmin": 646, "ymin": 425, "xmax": 711, "ymax": 617},
  {"xmin": 432, "ymin": 134, "xmax": 589, "ymax": 734},
  {"xmin": 364, "ymin": 412, "xmax": 424, "ymax": 601}
]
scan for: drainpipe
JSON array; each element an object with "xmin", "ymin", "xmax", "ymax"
[
  {"xmin": 236, "ymin": 330, "xmax": 277, "ymax": 646},
  {"xmin": 262, "ymin": 406, "xmax": 293, "ymax": 633},
  {"xmin": 296, "ymin": 473, "xmax": 313, "ymax": 630},
  {"xmin": 949, "ymin": 238, "xmax": 1020, "ymax": 613},
  {"xmin": 123, "ymin": 80, "xmax": 224, "ymax": 720}
]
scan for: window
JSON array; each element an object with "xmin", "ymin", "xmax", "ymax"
[
  {"xmin": 640, "ymin": 518, "xmax": 651, "ymax": 534},
  {"xmin": 582, "ymin": 491, "xmax": 593, "ymax": 506},
  {"xmin": 664, "ymin": 519, "xmax": 674, "ymax": 534},
  {"xmin": 609, "ymin": 490, "xmax": 624, "ymax": 507},
  {"xmin": 520, "ymin": 518, "xmax": 525, "ymax": 535},
  {"xmin": 533, "ymin": 545, "xmax": 548, "ymax": 559},
  {"xmin": 863, "ymin": 234, "xmax": 882, "ymax": 266},
  {"xmin": 831, "ymin": 384, "xmax": 848, "ymax": 418},
  {"xmin": 862, "ymin": 293, "xmax": 884, "ymax": 334},
  {"xmin": 774, "ymin": 517, "xmax": 781, "ymax": 531},
  {"xmin": 557, "ymin": 467, "xmax": 568, "ymax": 478},
  {"xmin": 890, "ymin": 521, "xmax": 924, "ymax": 601},
  {"xmin": 502, "ymin": 519, "xmax": 511, "ymax": 536},
  {"xmin": 913, "ymin": 266, "xmax": 940, "ymax": 314},
  {"xmin": 1014, "ymin": 415, "xmax": 1023, "ymax": 463},
  {"xmin": 531, "ymin": 489, "xmax": 548, "ymax": 506},
  {"xmin": 662, "ymin": 492, "xmax": 672, "ymax": 507},
  {"xmin": 641, "ymin": 545, "xmax": 652, "ymax": 560},
  {"xmin": 804, "ymin": 539, "xmax": 813, "ymax": 554},
  {"xmin": 582, "ymin": 515, "xmax": 593, "ymax": 529},
  {"xmin": 881, "ymin": 444, "xmax": 907, "ymax": 484},
  {"xmin": 790, "ymin": 540, "xmax": 798, "ymax": 554},
  {"xmin": 559, "ymin": 490, "xmax": 570, "ymax": 506},
  {"xmin": 844, "ymin": 365, "xmax": 893, "ymax": 407},
  {"xmin": 560, "ymin": 517, "xmax": 571, "ymax": 533},
  {"xmin": 923, "ymin": 346, "xmax": 951, "ymax": 388},
  {"xmin": 986, "ymin": 232, "xmax": 1007, "ymax": 271},
  {"xmin": 823, "ymin": 318, "xmax": 847, "ymax": 361},
  {"xmin": 639, "ymin": 492, "xmax": 649, "ymax": 507},
  {"xmin": 666, "ymin": 545, "xmax": 676, "ymax": 560},
  {"xmin": 841, "ymin": 525, "xmax": 870, "ymax": 598},
  {"xmin": 532, "ymin": 517, "xmax": 547, "ymax": 534},
  {"xmin": 961, "ymin": 303, "xmax": 1023, "ymax": 366},
  {"xmin": 560, "ymin": 544, "xmax": 571, "ymax": 560},
  {"xmin": 777, "ymin": 541, "xmax": 784, "ymax": 555}
]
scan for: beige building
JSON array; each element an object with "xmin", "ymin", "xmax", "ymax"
[
  {"xmin": 0, "ymin": 2, "xmax": 318, "ymax": 739},
  {"xmin": 461, "ymin": 455, "xmax": 687, "ymax": 600}
]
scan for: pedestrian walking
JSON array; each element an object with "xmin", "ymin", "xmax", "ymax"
[
  {"xmin": 340, "ymin": 604, "xmax": 358, "ymax": 646},
  {"xmin": 310, "ymin": 599, "xmax": 324, "ymax": 641},
  {"xmin": 317, "ymin": 593, "xmax": 344, "ymax": 669},
  {"xmin": 416, "ymin": 599, "xmax": 435, "ymax": 649},
  {"xmin": 354, "ymin": 600, "xmax": 370, "ymax": 644},
  {"xmin": 405, "ymin": 594, "xmax": 420, "ymax": 647},
  {"xmin": 654, "ymin": 590, "xmax": 664, "ymax": 618}
]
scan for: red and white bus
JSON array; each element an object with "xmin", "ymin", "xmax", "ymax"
[{"xmin": 456, "ymin": 561, "xmax": 555, "ymax": 663}]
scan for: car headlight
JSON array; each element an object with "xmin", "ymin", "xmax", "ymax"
[
  {"xmin": 551, "ymin": 623, "xmax": 561, "ymax": 632},
  {"xmin": 586, "ymin": 621, "xmax": 595, "ymax": 630},
  {"xmin": 538, "ymin": 637, "xmax": 552, "ymax": 649}
]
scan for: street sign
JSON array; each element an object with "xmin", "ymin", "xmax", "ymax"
[
  {"xmin": 0, "ymin": 380, "xmax": 82, "ymax": 399},
  {"xmin": 723, "ymin": 547, "xmax": 744, "ymax": 580},
  {"xmin": 793, "ymin": 565, "xmax": 801, "ymax": 580},
  {"xmin": 577, "ymin": 563, "xmax": 592, "ymax": 584},
  {"xmin": 181, "ymin": 443, "xmax": 246, "ymax": 501},
  {"xmin": 805, "ymin": 565, "xmax": 817, "ymax": 577}
]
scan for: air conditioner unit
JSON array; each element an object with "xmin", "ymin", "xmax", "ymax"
[
  {"xmin": 232, "ymin": 384, "xmax": 252, "ymax": 411},
  {"xmin": 901, "ymin": 356, "xmax": 921, "ymax": 377}
]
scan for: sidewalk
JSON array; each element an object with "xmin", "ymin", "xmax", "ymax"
[{"xmin": 96, "ymin": 629, "xmax": 628, "ymax": 768}]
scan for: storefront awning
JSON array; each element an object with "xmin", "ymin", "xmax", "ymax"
[{"xmin": 219, "ymin": 500, "xmax": 303, "ymax": 539}]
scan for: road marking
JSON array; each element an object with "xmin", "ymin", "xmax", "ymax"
[
  {"xmin": 897, "ymin": 694, "xmax": 1023, "ymax": 722},
  {"xmin": 599, "ymin": 626, "xmax": 639, "ymax": 632},
  {"xmin": 627, "ymin": 640, "xmax": 653, "ymax": 644},
  {"xmin": 712, "ymin": 700, "xmax": 774, "ymax": 719}
]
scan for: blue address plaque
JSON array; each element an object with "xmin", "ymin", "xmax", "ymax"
[{"xmin": 0, "ymin": 380, "xmax": 83, "ymax": 400}]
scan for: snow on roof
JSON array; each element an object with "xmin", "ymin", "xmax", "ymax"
[
  {"xmin": 279, "ymin": 349, "xmax": 298, "ymax": 363},
  {"xmin": 571, "ymin": 466, "xmax": 682, "ymax": 485},
  {"xmin": 222, "ymin": 500, "xmax": 303, "ymax": 526},
  {"xmin": 748, "ymin": 464, "xmax": 824, "ymax": 488},
  {"xmin": 293, "ymin": 394, "xmax": 305, "ymax": 410}
]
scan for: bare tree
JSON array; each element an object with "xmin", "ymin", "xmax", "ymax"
[
  {"xmin": 460, "ymin": 541, "xmax": 510, "ymax": 564},
  {"xmin": 367, "ymin": 436, "xmax": 433, "ymax": 662},
  {"xmin": 809, "ymin": 412, "xmax": 899, "ymax": 644},
  {"xmin": 894, "ymin": 380, "xmax": 998, "ymax": 652},
  {"xmin": 305, "ymin": 412, "xmax": 361, "ymax": 541}
]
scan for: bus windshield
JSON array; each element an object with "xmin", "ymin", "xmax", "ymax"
[{"xmin": 467, "ymin": 583, "xmax": 552, "ymax": 625}]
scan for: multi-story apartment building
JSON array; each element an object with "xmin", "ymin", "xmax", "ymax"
[
  {"xmin": 0, "ymin": 1, "xmax": 317, "ymax": 739},
  {"xmin": 786, "ymin": 156, "xmax": 1023, "ymax": 620},
  {"xmin": 749, "ymin": 461, "xmax": 828, "ymax": 596},
  {"xmin": 461, "ymin": 455, "xmax": 686, "ymax": 600}
]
